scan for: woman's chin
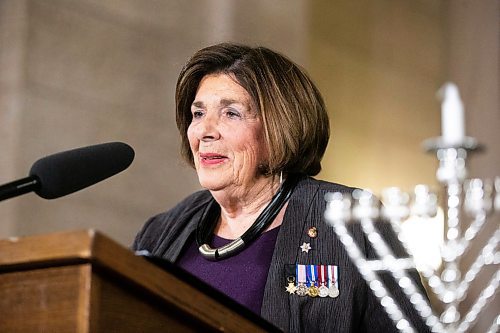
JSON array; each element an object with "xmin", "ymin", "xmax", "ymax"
[{"xmin": 197, "ymin": 177, "xmax": 227, "ymax": 191}]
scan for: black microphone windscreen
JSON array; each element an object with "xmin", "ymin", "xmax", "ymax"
[{"xmin": 29, "ymin": 142, "xmax": 135, "ymax": 199}]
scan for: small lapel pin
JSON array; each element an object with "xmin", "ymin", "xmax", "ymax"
[
  {"xmin": 307, "ymin": 226, "xmax": 318, "ymax": 238},
  {"xmin": 300, "ymin": 242, "xmax": 312, "ymax": 253}
]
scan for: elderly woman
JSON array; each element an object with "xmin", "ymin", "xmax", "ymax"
[{"xmin": 133, "ymin": 43, "xmax": 428, "ymax": 332}]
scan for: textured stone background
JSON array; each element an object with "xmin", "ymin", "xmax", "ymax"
[{"xmin": 0, "ymin": 1, "xmax": 498, "ymax": 330}]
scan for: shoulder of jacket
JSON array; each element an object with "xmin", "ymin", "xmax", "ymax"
[
  {"xmin": 152, "ymin": 189, "xmax": 212, "ymax": 222},
  {"xmin": 297, "ymin": 176, "xmax": 358, "ymax": 194},
  {"xmin": 136, "ymin": 190, "xmax": 210, "ymax": 237}
]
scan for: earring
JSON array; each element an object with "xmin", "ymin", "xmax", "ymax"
[{"xmin": 280, "ymin": 171, "xmax": 283, "ymax": 185}]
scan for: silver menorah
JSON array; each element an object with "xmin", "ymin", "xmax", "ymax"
[{"xmin": 324, "ymin": 84, "xmax": 499, "ymax": 333}]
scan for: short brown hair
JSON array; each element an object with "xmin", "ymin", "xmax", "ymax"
[{"xmin": 175, "ymin": 43, "xmax": 329, "ymax": 176}]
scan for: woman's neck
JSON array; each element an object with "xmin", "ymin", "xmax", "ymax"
[{"xmin": 210, "ymin": 175, "xmax": 284, "ymax": 239}]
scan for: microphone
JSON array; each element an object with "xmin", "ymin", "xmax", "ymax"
[{"xmin": 0, "ymin": 142, "xmax": 135, "ymax": 201}]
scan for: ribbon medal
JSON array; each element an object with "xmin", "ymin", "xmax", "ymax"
[
  {"xmin": 328, "ymin": 265, "xmax": 340, "ymax": 298},
  {"xmin": 306, "ymin": 265, "xmax": 319, "ymax": 297},
  {"xmin": 286, "ymin": 276, "xmax": 297, "ymax": 294},
  {"xmin": 289, "ymin": 264, "xmax": 339, "ymax": 298},
  {"xmin": 296, "ymin": 264, "xmax": 308, "ymax": 296},
  {"xmin": 318, "ymin": 265, "xmax": 329, "ymax": 297}
]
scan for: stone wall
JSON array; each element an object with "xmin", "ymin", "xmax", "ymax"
[
  {"xmin": 0, "ymin": 0, "xmax": 497, "ymax": 244},
  {"xmin": 0, "ymin": 0, "xmax": 307, "ymax": 245},
  {"xmin": 0, "ymin": 0, "xmax": 497, "ymax": 330}
]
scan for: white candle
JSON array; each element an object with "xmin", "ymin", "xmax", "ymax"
[{"xmin": 439, "ymin": 83, "xmax": 465, "ymax": 145}]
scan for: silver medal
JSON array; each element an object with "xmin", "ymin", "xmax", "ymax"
[
  {"xmin": 296, "ymin": 283, "xmax": 308, "ymax": 296},
  {"xmin": 319, "ymin": 285, "xmax": 329, "ymax": 297},
  {"xmin": 328, "ymin": 285, "xmax": 339, "ymax": 298}
]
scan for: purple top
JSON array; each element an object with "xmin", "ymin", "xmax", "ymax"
[{"xmin": 176, "ymin": 226, "xmax": 281, "ymax": 315}]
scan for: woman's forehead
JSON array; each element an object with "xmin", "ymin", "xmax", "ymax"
[{"xmin": 192, "ymin": 74, "xmax": 254, "ymax": 107}]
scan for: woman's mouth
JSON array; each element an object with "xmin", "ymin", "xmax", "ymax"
[{"xmin": 199, "ymin": 153, "xmax": 228, "ymax": 166}]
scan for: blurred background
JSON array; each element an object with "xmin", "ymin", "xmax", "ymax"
[{"xmin": 0, "ymin": 0, "xmax": 498, "ymax": 330}]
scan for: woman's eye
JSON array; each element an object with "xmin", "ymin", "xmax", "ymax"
[
  {"xmin": 225, "ymin": 109, "xmax": 241, "ymax": 119},
  {"xmin": 192, "ymin": 110, "xmax": 204, "ymax": 118}
]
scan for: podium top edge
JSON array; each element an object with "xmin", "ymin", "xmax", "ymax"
[{"xmin": 0, "ymin": 229, "xmax": 117, "ymax": 268}]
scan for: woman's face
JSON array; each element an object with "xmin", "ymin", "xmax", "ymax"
[{"xmin": 187, "ymin": 73, "xmax": 268, "ymax": 192}]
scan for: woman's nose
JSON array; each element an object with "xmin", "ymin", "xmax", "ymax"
[{"xmin": 196, "ymin": 113, "xmax": 220, "ymax": 141}]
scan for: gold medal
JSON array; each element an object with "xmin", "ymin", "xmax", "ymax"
[{"xmin": 308, "ymin": 285, "xmax": 319, "ymax": 297}]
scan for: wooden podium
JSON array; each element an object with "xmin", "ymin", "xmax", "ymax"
[{"xmin": 0, "ymin": 230, "xmax": 280, "ymax": 332}]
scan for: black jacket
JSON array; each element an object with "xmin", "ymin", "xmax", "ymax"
[{"xmin": 133, "ymin": 176, "xmax": 431, "ymax": 332}]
